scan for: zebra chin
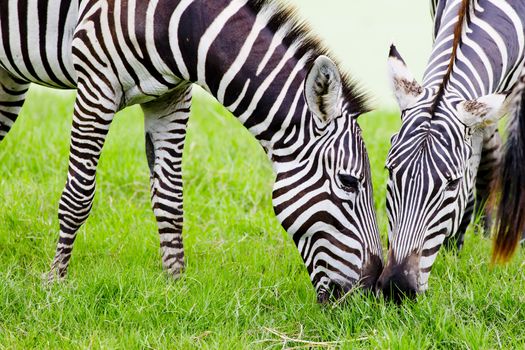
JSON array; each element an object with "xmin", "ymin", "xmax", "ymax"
[{"xmin": 313, "ymin": 253, "xmax": 383, "ymax": 304}]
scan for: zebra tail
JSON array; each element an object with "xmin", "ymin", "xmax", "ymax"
[{"xmin": 492, "ymin": 72, "xmax": 525, "ymax": 263}]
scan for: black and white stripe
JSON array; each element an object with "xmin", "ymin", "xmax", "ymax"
[
  {"xmin": 0, "ymin": 0, "xmax": 383, "ymax": 301},
  {"xmin": 376, "ymin": 0, "xmax": 525, "ymax": 301}
]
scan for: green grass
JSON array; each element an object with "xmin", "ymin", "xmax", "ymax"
[{"xmin": 0, "ymin": 88, "xmax": 524, "ymax": 349}]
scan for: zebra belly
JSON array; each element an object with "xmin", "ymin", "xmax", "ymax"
[{"xmin": 0, "ymin": 0, "xmax": 79, "ymax": 89}]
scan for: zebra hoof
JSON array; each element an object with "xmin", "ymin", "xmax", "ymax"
[
  {"xmin": 44, "ymin": 260, "xmax": 69, "ymax": 285},
  {"xmin": 43, "ymin": 269, "xmax": 67, "ymax": 286},
  {"xmin": 164, "ymin": 262, "xmax": 184, "ymax": 281}
]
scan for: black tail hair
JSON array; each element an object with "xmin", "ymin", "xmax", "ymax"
[{"xmin": 492, "ymin": 70, "xmax": 525, "ymax": 263}]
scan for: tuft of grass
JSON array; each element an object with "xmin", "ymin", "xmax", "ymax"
[{"xmin": 0, "ymin": 88, "xmax": 524, "ymax": 348}]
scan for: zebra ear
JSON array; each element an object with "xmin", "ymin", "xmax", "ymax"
[
  {"xmin": 457, "ymin": 93, "xmax": 508, "ymax": 128},
  {"xmin": 388, "ymin": 44, "xmax": 423, "ymax": 110},
  {"xmin": 305, "ymin": 55, "xmax": 343, "ymax": 123}
]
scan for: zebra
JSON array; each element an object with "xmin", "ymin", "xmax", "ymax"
[
  {"xmin": 433, "ymin": 0, "xmax": 503, "ymax": 244},
  {"xmin": 375, "ymin": 0, "xmax": 525, "ymax": 301},
  {"xmin": 0, "ymin": 0, "xmax": 384, "ymax": 302}
]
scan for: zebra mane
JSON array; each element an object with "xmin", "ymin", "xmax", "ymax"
[
  {"xmin": 248, "ymin": 0, "xmax": 370, "ymax": 116},
  {"xmin": 430, "ymin": 0, "xmax": 470, "ymax": 115}
]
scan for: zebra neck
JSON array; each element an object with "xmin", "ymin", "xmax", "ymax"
[
  {"xmin": 424, "ymin": 0, "xmax": 525, "ymax": 98},
  {"xmin": 220, "ymin": 58, "xmax": 311, "ymax": 163},
  {"xmin": 170, "ymin": 1, "xmax": 316, "ymax": 162}
]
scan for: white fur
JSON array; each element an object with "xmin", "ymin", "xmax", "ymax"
[
  {"xmin": 457, "ymin": 93, "xmax": 508, "ymax": 128},
  {"xmin": 388, "ymin": 51, "xmax": 423, "ymax": 110}
]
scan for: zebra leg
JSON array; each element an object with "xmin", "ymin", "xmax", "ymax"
[
  {"xmin": 47, "ymin": 82, "xmax": 117, "ymax": 282},
  {"xmin": 0, "ymin": 69, "xmax": 29, "ymax": 142},
  {"xmin": 142, "ymin": 85, "xmax": 191, "ymax": 279},
  {"xmin": 474, "ymin": 130, "xmax": 502, "ymax": 236}
]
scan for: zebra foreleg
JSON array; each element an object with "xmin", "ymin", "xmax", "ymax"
[
  {"xmin": 47, "ymin": 81, "xmax": 117, "ymax": 283},
  {"xmin": 0, "ymin": 69, "xmax": 29, "ymax": 143},
  {"xmin": 474, "ymin": 129, "xmax": 502, "ymax": 236},
  {"xmin": 142, "ymin": 85, "xmax": 191, "ymax": 280}
]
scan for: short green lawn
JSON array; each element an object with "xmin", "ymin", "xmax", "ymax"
[{"xmin": 0, "ymin": 89, "xmax": 523, "ymax": 349}]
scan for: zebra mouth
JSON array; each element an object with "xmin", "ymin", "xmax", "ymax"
[
  {"xmin": 315, "ymin": 253, "xmax": 383, "ymax": 303},
  {"xmin": 316, "ymin": 279, "xmax": 356, "ymax": 303}
]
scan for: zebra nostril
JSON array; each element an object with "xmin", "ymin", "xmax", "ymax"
[{"xmin": 317, "ymin": 290, "xmax": 330, "ymax": 304}]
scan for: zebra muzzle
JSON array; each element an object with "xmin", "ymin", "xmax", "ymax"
[
  {"xmin": 376, "ymin": 251, "xmax": 420, "ymax": 304},
  {"xmin": 316, "ymin": 280, "xmax": 356, "ymax": 304}
]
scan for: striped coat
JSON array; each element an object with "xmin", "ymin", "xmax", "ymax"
[{"xmin": 0, "ymin": 0, "xmax": 383, "ymax": 301}]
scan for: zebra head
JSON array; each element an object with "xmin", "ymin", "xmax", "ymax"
[
  {"xmin": 272, "ymin": 56, "xmax": 383, "ymax": 302},
  {"xmin": 377, "ymin": 47, "xmax": 507, "ymax": 301}
]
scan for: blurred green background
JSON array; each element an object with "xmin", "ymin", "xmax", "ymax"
[{"xmin": 288, "ymin": 0, "xmax": 433, "ymax": 108}]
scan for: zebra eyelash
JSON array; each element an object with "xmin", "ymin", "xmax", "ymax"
[
  {"xmin": 337, "ymin": 173, "xmax": 361, "ymax": 193},
  {"xmin": 445, "ymin": 178, "xmax": 461, "ymax": 191}
]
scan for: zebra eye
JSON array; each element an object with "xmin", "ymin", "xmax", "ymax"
[
  {"xmin": 338, "ymin": 174, "xmax": 360, "ymax": 193},
  {"xmin": 446, "ymin": 178, "xmax": 461, "ymax": 191}
]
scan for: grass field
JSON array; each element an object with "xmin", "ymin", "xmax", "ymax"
[{"xmin": 0, "ymin": 88, "xmax": 524, "ymax": 349}]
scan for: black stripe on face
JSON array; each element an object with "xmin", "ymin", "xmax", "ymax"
[
  {"xmin": 272, "ymin": 109, "xmax": 379, "ymax": 298},
  {"xmin": 385, "ymin": 120, "xmax": 474, "ymax": 291}
]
